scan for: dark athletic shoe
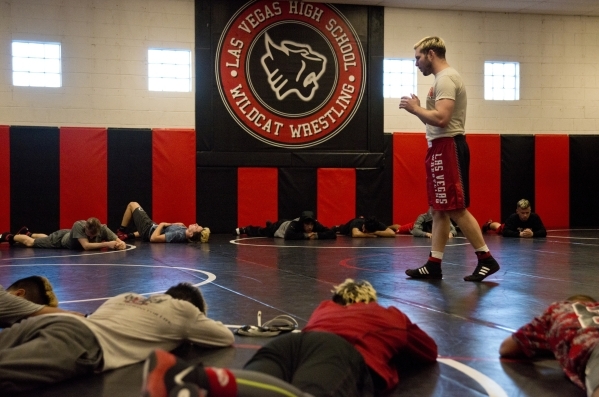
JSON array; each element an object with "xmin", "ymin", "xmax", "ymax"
[
  {"xmin": 17, "ymin": 226, "xmax": 31, "ymax": 237},
  {"xmin": 405, "ymin": 261, "xmax": 442, "ymax": 279},
  {"xmin": 464, "ymin": 255, "xmax": 500, "ymax": 282},
  {"xmin": 481, "ymin": 219, "xmax": 493, "ymax": 233},
  {"xmin": 141, "ymin": 349, "xmax": 208, "ymax": 397},
  {"xmin": 116, "ymin": 230, "xmax": 129, "ymax": 241},
  {"xmin": 233, "ymin": 227, "xmax": 246, "ymax": 236},
  {"xmin": 0, "ymin": 232, "xmax": 15, "ymax": 246}
]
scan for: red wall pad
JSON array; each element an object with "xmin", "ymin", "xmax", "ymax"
[
  {"xmin": 152, "ymin": 129, "xmax": 196, "ymax": 225},
  {"xmin": 317, "ymin": 168, "xmax": 356, "ymax": 227},
  {"xmin": 0, "ymin": 126, "xmax": 9, "ymax": 231},
  {"xmin": 467, "ymin": 134, "xmax": 501, "ymax": 226},
  {"xmin": 535, "ymin": 135, "xmax": 569, "ymax": 228},
  {"xmin": 59, "ymin": 127, "xmax": 108, "ymax": 228},
  {"xmin": 392, "ymin": 133, "xmax": 428, "ymax": 224},
  {"xmin": 238, "ymin": 168, "xmax": 278, "ymax": 227}
]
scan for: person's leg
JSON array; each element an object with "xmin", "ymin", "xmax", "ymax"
[
  {"xmin": 396, "ymin": 222, "xmax": 414, "ymax": 234},
  {"xmin": 245, "ymin": 332, "xmax": 372, "ymax": 397},
  {"xmin": 449, "ymin": 208, "xmax": 500, "ymax": 282},
  {"xmin": 0, "ymin": 316, "xmax": 102, "ymax": 393},
  {"xmin": 130, "ymin": 204, "xmax": 156, "ymax": 241},
  {"xmin": 585, "ymin": 343, "xmax": 599, "ymax": 397},
  {"xmin": 30, "ymin": 230, "xmax": 69, "ymax": 249},
  {"xmin": 119, "ymin": 202, "xmax": 140, "ymax": 229}
]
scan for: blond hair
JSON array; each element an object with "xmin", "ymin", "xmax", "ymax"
[
  {"xmin": 332, "ymin": 279, "xmax": 377, "ymax": 305},
  {"xmin": 200, "ymin": 227, "xmax": 211, "ymax": 243},
  {"xmin": 516, "ymin": 199, "xmax": 530, "ymax": 209},
  {"xmin": 414, "ymin": 36, "xmax": 446, "ymax": 59}
]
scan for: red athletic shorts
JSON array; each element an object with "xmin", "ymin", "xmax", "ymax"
[{"xmin": 425, "ymin": 135, "xmax": 470, "ymax": 211}]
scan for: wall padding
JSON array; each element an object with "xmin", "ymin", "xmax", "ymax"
[
  {"xmin": 317, "ymin": 168, "xmax": 356, "ymax": 227},
  {"xmin": 60, "ymin": 127, "xmax": 107, "ymax": 228},
  {"xmin": 392, "ymin": 133, "xmax": 428, "ymax": 224},
  {"xmin": 468, "ymin": 134, "xmax": 501, "ymax": 226},
  {"xmin": 152, "ymin": 129, "xmax": 196, "ymax": 225},
  {"xmin": 535, "ymin": 135, "xmax": 569, "ymax": 228},
  {"xmin": 10, "ymin": 126, "xmax": 60, "ymax": 233},
  {"xmin": 237, "ymin": 168, "xmax": 278, "ymax": 227}
]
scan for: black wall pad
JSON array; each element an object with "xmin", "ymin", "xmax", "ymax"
[
  {"xmin": 196, "ymin": 167, "xmax": 237, "ymax": 234},
  {"xmin": 107, "ymin": 128, "xmax": 152, "ymax": 230},
  {"xmin": 197, "ymin": 152, "xmax": 384, "ymax": 168},
  {"xmin": 500, "ymin": 135, "xmax": 535, "ymax": 222},
  {"xmin": 10, "ymin": 126, "xmax": 60, "ymax": 233},
  {"xmin": 356, "ymin": 133, "xmax": 392, "ymax": 225},
  {"xmin": 278, "ymin": 168, "xmax": 317, "ymax": 221},
  {"xmin": 569, "ymin": 135, "xmax": 599, "ymax": 227}
]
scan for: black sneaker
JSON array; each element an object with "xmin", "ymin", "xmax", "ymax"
[
  {"xmin": 0, "ymin": 232, "xmax": 15, "ymax": 246},
  {"xmin": 481, "ymin": 219, "xmax": 493, "ymax": 233},
  {"xmin": 141, "ymin": 349, "xmax": 209, "ymax": 397},
  {"xmin": 405, "ymin": 261, "xmax": 442, "ymax": 279},
  {"xmin": 464, "ymin": 255, "xmax": 500, "ymax": 282},
  {"xmin": 17, "ymin": 226, "xmax": 31, "ymax": 237}
]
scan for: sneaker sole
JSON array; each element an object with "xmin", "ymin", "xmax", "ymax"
[
  {"xmin": 405, "ymin": 269, "xmax": 443, "ymax": 280},
  {"xmin": 464, "ymin": 264, "xmax": 500, "ymax": 282},
  {"xmin": 141, "ymin": 350, "xmax": 175, "ymax": 397}
]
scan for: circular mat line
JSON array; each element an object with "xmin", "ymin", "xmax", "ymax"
[
  {"xmin": 230, "ymin": 237, "xmax": 470, "ymax": 249},
  {"xmin": 0, "ymin": 263, "xmax": 215, "ymax": 304}
]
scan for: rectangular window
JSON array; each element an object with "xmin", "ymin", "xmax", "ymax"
[
  {"xmin": 12, "ymin": 41, "xmax": 62, "ymax": 87},
  {"xmin": 383, "ymin": 59, "xmax": 417, "ymax": 98},
  {"xmin": 484, "ymin": 61, "xmax": 520, "ymax": 100},
  {"xmin": 148, "ymin": 49, "xmax": 192, "ymax": 92}
]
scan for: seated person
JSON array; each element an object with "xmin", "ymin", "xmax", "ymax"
[
  {"xmin": 0, "ymin": 218, "xmax": 126, "ymax": 251},
  {"xmin": 0, "ymin": 276, "xmax": 76, "ymax": 328},
  {"xmin": 482, "ymin": 199, "xmax": 546, "ymax": 238},
  {"xmin": 499, "ymin": 294, "xmax": 599, "ymax": 397},
  {"xmin": 335, "ymin": 216, "xmax": 397, "ymax": 238},
  {"xmin": 116, "ymin": 202, "xmax": 210, "ymax": 243},
  {"xmin": 396, "ymin": 209, "xmax": 457, "ymax": 239},
  {"xmin": 142, "ymin": 279, "xmax": 438, "ymax": 397},
  {"xmin": 235, "ymin": 211, "xmax": 336, "ymax": 240},
  {"xmin": 0, "ymin": 283, "xmax": 234, "ymax": 393}
]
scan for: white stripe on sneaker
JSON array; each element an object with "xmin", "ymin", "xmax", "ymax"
[
  {"xmin": 419, "ymin": 267, "xmax": 430, "ymax": 275},
  {"xmin": 478, "ymin": 266, "xmax": 490, "ymax": 275}
]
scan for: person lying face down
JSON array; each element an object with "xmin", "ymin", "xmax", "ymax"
[{"xmin": 500, "ymin": 294, "xmax": 599, "ymax": 397}]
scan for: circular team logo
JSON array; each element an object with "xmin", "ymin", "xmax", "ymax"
[{"xmin": 216, "ymin": 0, "xmax": 366, "ymax": 148}]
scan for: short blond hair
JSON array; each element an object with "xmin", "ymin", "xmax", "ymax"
[
  {"xmin": 516, "ymin": 199, "xmax": 530, "ymax": 209},
  {"xmin": 332, "ymin": 279, "xmax": 377, "ymax": 305},
  {"xmin": 414, "ymin": 36, "xmax": 446, "ymax": 58}
]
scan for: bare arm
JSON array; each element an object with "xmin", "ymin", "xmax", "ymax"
[
  {"xmin": 373, "ymin": 228, "xmax": 396, "ymax": 238},
  {"xmin": 150, "ymin": 222, "xmax": 169, "ymax": 243},
  {"xmin": 351, "ymin": 228, "xmax": 377, "ymax": 238},
  {"xmin": 78, "ymin": 238, "xmax": 125, "ymax": 251},
  {"xmin": 400, "ymin": 95, "xmax": 455, "ymax": 128}
]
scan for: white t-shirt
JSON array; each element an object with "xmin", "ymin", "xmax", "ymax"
[
  {"xmin": 77, "ymin": 292, "xmax": 234, "ymax": 370},
  {"xmin": 425, "ymin": 67, "xmax": 467, "ymax": 142}
]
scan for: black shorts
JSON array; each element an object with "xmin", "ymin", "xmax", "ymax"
[
  {"xmin": 132, "ymin": 207, "xmax": 155, "ymax": 241},
  {"xmin": 244, "ymin": 332, "xmax": 374, "ymax": 397}
]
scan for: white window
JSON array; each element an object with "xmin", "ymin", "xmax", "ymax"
[
  {"xmin": 148, "ymin": 49, "xmax": 192, "ymax": 92},
  {"xmin": 383, "ymin": 59, "xmax": 417, "ymax": 98},
  {"xmin": 484, "ymin": 61, "xmax": 519, "ymax": 100},
  {"xmin": 12, "ymin": 41, "xmax": 62, "ymax": 87}
]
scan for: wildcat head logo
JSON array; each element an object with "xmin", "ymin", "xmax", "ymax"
[{"xmin": 216, "ymin": 0, "xmax": 366, "ymax": 148}]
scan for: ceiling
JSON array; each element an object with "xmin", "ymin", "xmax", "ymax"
[{"xmin": 304, "ymin": 0, "xmax": 599, "ymax": 17}]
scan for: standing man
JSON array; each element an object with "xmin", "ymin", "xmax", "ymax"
[{"xmin": 399, "ymin": 36, "xmax": 499, "ymax": 281}]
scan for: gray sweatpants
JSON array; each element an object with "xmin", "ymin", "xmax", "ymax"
[{"xmin": 0, "ymin": 315, "xmax": 102, "ymax": 393}]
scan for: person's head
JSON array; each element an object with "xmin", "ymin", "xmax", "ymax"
[
  {"xmin": 413, "ymin": 36, "xmax": 446, "ymax": 76},
  {"xmin": 300, "ymin": 211, "xmax": 316, "ymax": 233},
  {"xmin": 85, "ymin": 217, "xmax": 102, "ymax": 239},
  {"xmin": 165, "ymin": 283, "xmax": 207, "ymax": 313},
  {"xmin": 185, "ymin": 223, "xmax": 204, "ymax": 242},
  {"xmin": 331, "ymin": 279, "xmax": 377, "ymax": 306},
  {"xmin": 516, "ymin": 199, "xmax": 532, "ymax": 222},
  {"xmin": 363, "ymin": 216, "xmax": 381, "ymax": 233},
  {"xmin": 6, "ymin": 276, "xmax": 58, "ymax": 307},
  {"xmin": 566, "ymin": 294, "xmax": 596, "ymax": 303}
]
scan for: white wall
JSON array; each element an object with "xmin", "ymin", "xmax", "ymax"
[
  {"xmin": 384, "ymin": 8, "xmax": 599, "ymax": 134},
  {"xmin": 2, "ymin": 2, "xmax": 598, "ymax": 134},
  {"xmin": 0, "ymin": 0, "xmax": 195, "ymax": 128}
]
